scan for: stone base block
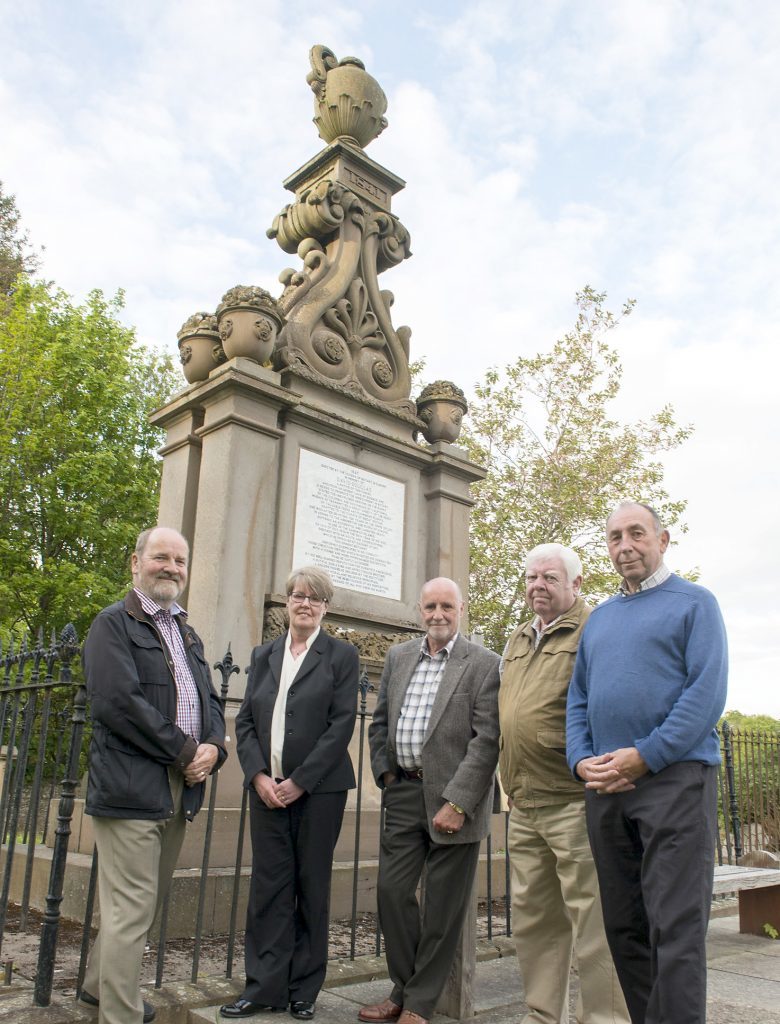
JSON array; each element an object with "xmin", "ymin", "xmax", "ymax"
[{"xmin": 1, "ymin": 845, "xmax": 508, "ymax": 938}]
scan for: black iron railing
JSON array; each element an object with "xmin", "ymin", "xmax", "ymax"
[{"xmin": 0, "ymin": 633, "xmax": 775, "ymax": 1004}]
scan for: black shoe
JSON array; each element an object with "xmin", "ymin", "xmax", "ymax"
[
  {"xmin": 80, "ymin": 990, "xmax": 156, "ymax": 1023},
  {"xmin": 290, "ymin": 1001, "xmax": 316, "ymax": 1020},
  {"xmin": 220, "ymin": 999, "xmax": 287, "ymax": 1018}
]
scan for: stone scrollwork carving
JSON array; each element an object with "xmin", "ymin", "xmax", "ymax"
[
  {"xmin": 312, "ymin": 333, "xmax": 348, "ymax": 365},
  {"xmin": 269, "ymin": 180, "xmax": 355, "ymax": 256},
  {"xmin": 263, "ymin": 45, "xmax": 422, "ymax": 417},
  {"xmin": 268, "ymin": 183, "xmax": 414, "ymax": 412}
]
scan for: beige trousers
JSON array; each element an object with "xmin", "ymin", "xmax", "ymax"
[
  {"xmin": 508, "ymin": 800, "xmax": 629, "ymax": 1024},
  {"xmin": 82, "ymin": 770, "xmax": 186, "ymax": 1024}
]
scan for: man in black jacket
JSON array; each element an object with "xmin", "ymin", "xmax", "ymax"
[{"xmin": 80, "ymin": 526, "xmax": 227, "ymax": 1024}]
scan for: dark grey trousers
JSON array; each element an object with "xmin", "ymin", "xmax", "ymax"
[
  {"xmin": 585, "ymin": 762, "xmax": 718, "ymax": 1024},
  {"xmin": 243, "ymin": 788, "xmax": 347, "ymax": 1006},
  {"xmin": 377, "ymin": 777, "xmax": 480, "ymax": 1018}
]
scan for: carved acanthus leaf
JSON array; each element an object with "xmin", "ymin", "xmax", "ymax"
[{"xmin": 322, "ymin": 278, "xmax": 381, "ymax": 352}]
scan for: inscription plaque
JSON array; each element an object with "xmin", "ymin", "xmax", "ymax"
[{"xmin": 292, "ymin": 450, "xmax": 405, "ymax": 599}]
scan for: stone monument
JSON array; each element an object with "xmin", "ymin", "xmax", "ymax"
[
  {"xmin": 154, "ymin": 43, "xmax": 484, "ymax": 674},
  {"xmin": 150, "ymin": 44, "xmax": 489, "ymax": 1017}
]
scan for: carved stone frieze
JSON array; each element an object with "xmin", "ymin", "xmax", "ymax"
[
  {"xmin": 325, "ymin": 626, "xmax": 422, "ymax": 662},
  {"xmin": 262, "ymin": 607, "xmax": 288, "ymax": 642}
]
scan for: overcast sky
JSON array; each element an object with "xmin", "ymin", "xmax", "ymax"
[{"xmin": 2, "ymin": 0, "xmax": 778, "ymax": 715}]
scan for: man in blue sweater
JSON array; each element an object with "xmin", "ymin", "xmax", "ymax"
[{"xmin": 566, "ymin": 501, "xmax": 727, "ymax": 1024}]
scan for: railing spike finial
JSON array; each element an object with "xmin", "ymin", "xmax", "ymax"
[{"xmin": 213, "ymin": 643, "xmax": 240, "ymax": 699}]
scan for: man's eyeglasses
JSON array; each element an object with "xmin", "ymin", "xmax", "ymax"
[{"xmin": 289, "ymin": 592, "xmax": 326, "ymax": 607}]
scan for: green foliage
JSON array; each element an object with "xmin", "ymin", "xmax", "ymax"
[
  {"xmin": 409, "ymin": 356, "xmax": 427, "ymax": 394},
  {"xmin": 764, "ymin": 922, "xmax": 779, "ymax": 940},
  {"xmin": 0, "ymin": 181, "xmax": 41, "ymax": 301},
  {"xmin": 462, "ymin": 287, "xmax": 693, "ymax": 652},
  {"xmin": 722, "ymin": 710, "xmax": 780, "ymax": 733},
  {"xmin": 0, "ymin": 278, "xmax": 179, "ymax": 641}
]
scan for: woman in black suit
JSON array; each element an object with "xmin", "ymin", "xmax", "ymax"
[{"xmin": 220, "ymin": 566, "xmax": 359, "ymax": 1021}]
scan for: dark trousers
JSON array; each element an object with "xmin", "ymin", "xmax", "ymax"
[
  {"xmin": 585, "ymin": 762, "xmax": 717, "ymax": 1024},
  {"xmin": 378, "ymin": 778, "xmax": 480, "ymax": 1018},
  {"xmin": 243, "ymin": 788, "xmax": 347, "ymax": 1006}
]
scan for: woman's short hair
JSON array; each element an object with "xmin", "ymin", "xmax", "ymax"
[{"xmin": 285, "ymin": 566, "xmax": 334, "ymax": 603}]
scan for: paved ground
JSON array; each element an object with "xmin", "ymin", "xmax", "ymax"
[
  {"xmin": 3, "ymin": 913, "xmax": 779, "ymax": 1022},
  {"xmin": 190, "ymin": 915, "xmax": 780, "ymax": 1024}
]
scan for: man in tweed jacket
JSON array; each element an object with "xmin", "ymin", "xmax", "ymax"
[{"xmin": 359, "ymin": 578, "xmax": 500, "ymax": 1024}]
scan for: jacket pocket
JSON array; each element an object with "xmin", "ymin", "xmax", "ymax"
[
  {"xmin": 128, "ymin": 632, "xmax": 170, "ymax": 687},
  {"xmin": 101, "ymin": 733, "xmax": 168, "ymax": 812},
  {"xmin": 536, "ymin": 729, "xmax": 567, "ymax": 752}
]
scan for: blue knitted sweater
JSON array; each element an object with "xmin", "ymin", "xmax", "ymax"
[{"xmin": 566, "ymin": 575, "xmax": 728, "ymax": 775}]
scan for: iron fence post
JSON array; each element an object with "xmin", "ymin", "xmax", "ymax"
[
  {"xmin": 721, "ymin": 721, "xmax": 743, "ymax": 862},
  {"xmin": 350, "ymin": 668, "xmax": 372, "ymax": 959},
  {"xmin": 33, "ymin": 625, "xmax": 82, "ymax": 1006}
]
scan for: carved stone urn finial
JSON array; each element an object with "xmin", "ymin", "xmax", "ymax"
[
  {"xmin": 307, "ymin": 44, "xmax": 388, "ymax": 149},
  {"xmin": 216, "ymin": 286, "xmax": 285, "ymax": 366},
  {"xmin": 177, "ymin": 312, "xmax": 225, "ymax": 384},
  {"xmin": 416, "ymin": 381, "xmax": 468, "ymax": 444}
]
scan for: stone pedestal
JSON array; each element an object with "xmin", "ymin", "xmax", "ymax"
[{"xmin": 150, "ymin": 359, "xmax": 485, "ymax": 694}]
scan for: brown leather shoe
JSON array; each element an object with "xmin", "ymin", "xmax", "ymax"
[
  {"xmin": 397, "ymin": 1012, "xmax": 428, "ymax": 1024},
  {"xmin": 358, "ymin": 998, "xmax": 402, "ymax": 1023}
]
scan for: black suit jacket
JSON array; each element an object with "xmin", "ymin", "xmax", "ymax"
[{"xmin": 235, "ymin": 629, "xmax": 358, "ymax": 794}]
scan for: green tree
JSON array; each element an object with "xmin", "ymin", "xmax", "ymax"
[
  {"xmin": 461, "ymin": 287, "xmax": 693, "ymax": 652},
  {"xmin": 0, "ymin": 279, "xmax": 179, "ymax": 642},
  {"xmin": 0, "ymin": 181, "xmax": 41, "ymax": 300},
  {"xmin": 722, "ymin": 711, "xmax": 780, "ymax": 732}
]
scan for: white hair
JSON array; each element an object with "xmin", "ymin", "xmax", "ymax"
[{"xmin": 525, "ymin": 543, "xmax": 582, "ymax": 583}]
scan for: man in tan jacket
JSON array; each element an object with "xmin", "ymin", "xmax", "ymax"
[{"xmin": 499, "ymin": 544, "xmax": 628, "ymax": 1024}]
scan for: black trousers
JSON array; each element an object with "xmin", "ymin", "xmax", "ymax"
[
  {"xmin": 243, "ymin": 788, "xmax": 347, "ymax": 1006},
  {"xmin": 377, "ymin": 777, "xmax": 480, "ymax": 1018},
  {"xmin": 585, "ymin": 762, "xmax": 717, "ymax": 1024}
]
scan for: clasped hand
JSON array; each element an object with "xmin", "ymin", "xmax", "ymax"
[
  {"xmin": 253, "ymin": 772, "xmax": 305, "ymax": 809},
  {"xmin": 183, "ymin": 742, "xmax": 219, "ymax": 786},
  {"xmin": 576, "ymin": 746, "xmax": 648, "ymax": 793}
]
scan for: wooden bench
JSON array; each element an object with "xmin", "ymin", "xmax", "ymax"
[{"xmin": 713, "ymin": 864, "xmax": 780, "ymax": 935}]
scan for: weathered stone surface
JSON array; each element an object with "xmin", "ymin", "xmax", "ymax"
[
  {"xmin": 307, "ymin": 45, "xmax": 388, "ymax": 149},
  {"xmin": 263, "ymin": 46, "xmax": 416, "ymax": 414}
]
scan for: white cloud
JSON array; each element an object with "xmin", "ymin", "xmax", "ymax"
[{"xmin": 2, "ymin": 0, "xmax": 779, "ymax": 714}]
